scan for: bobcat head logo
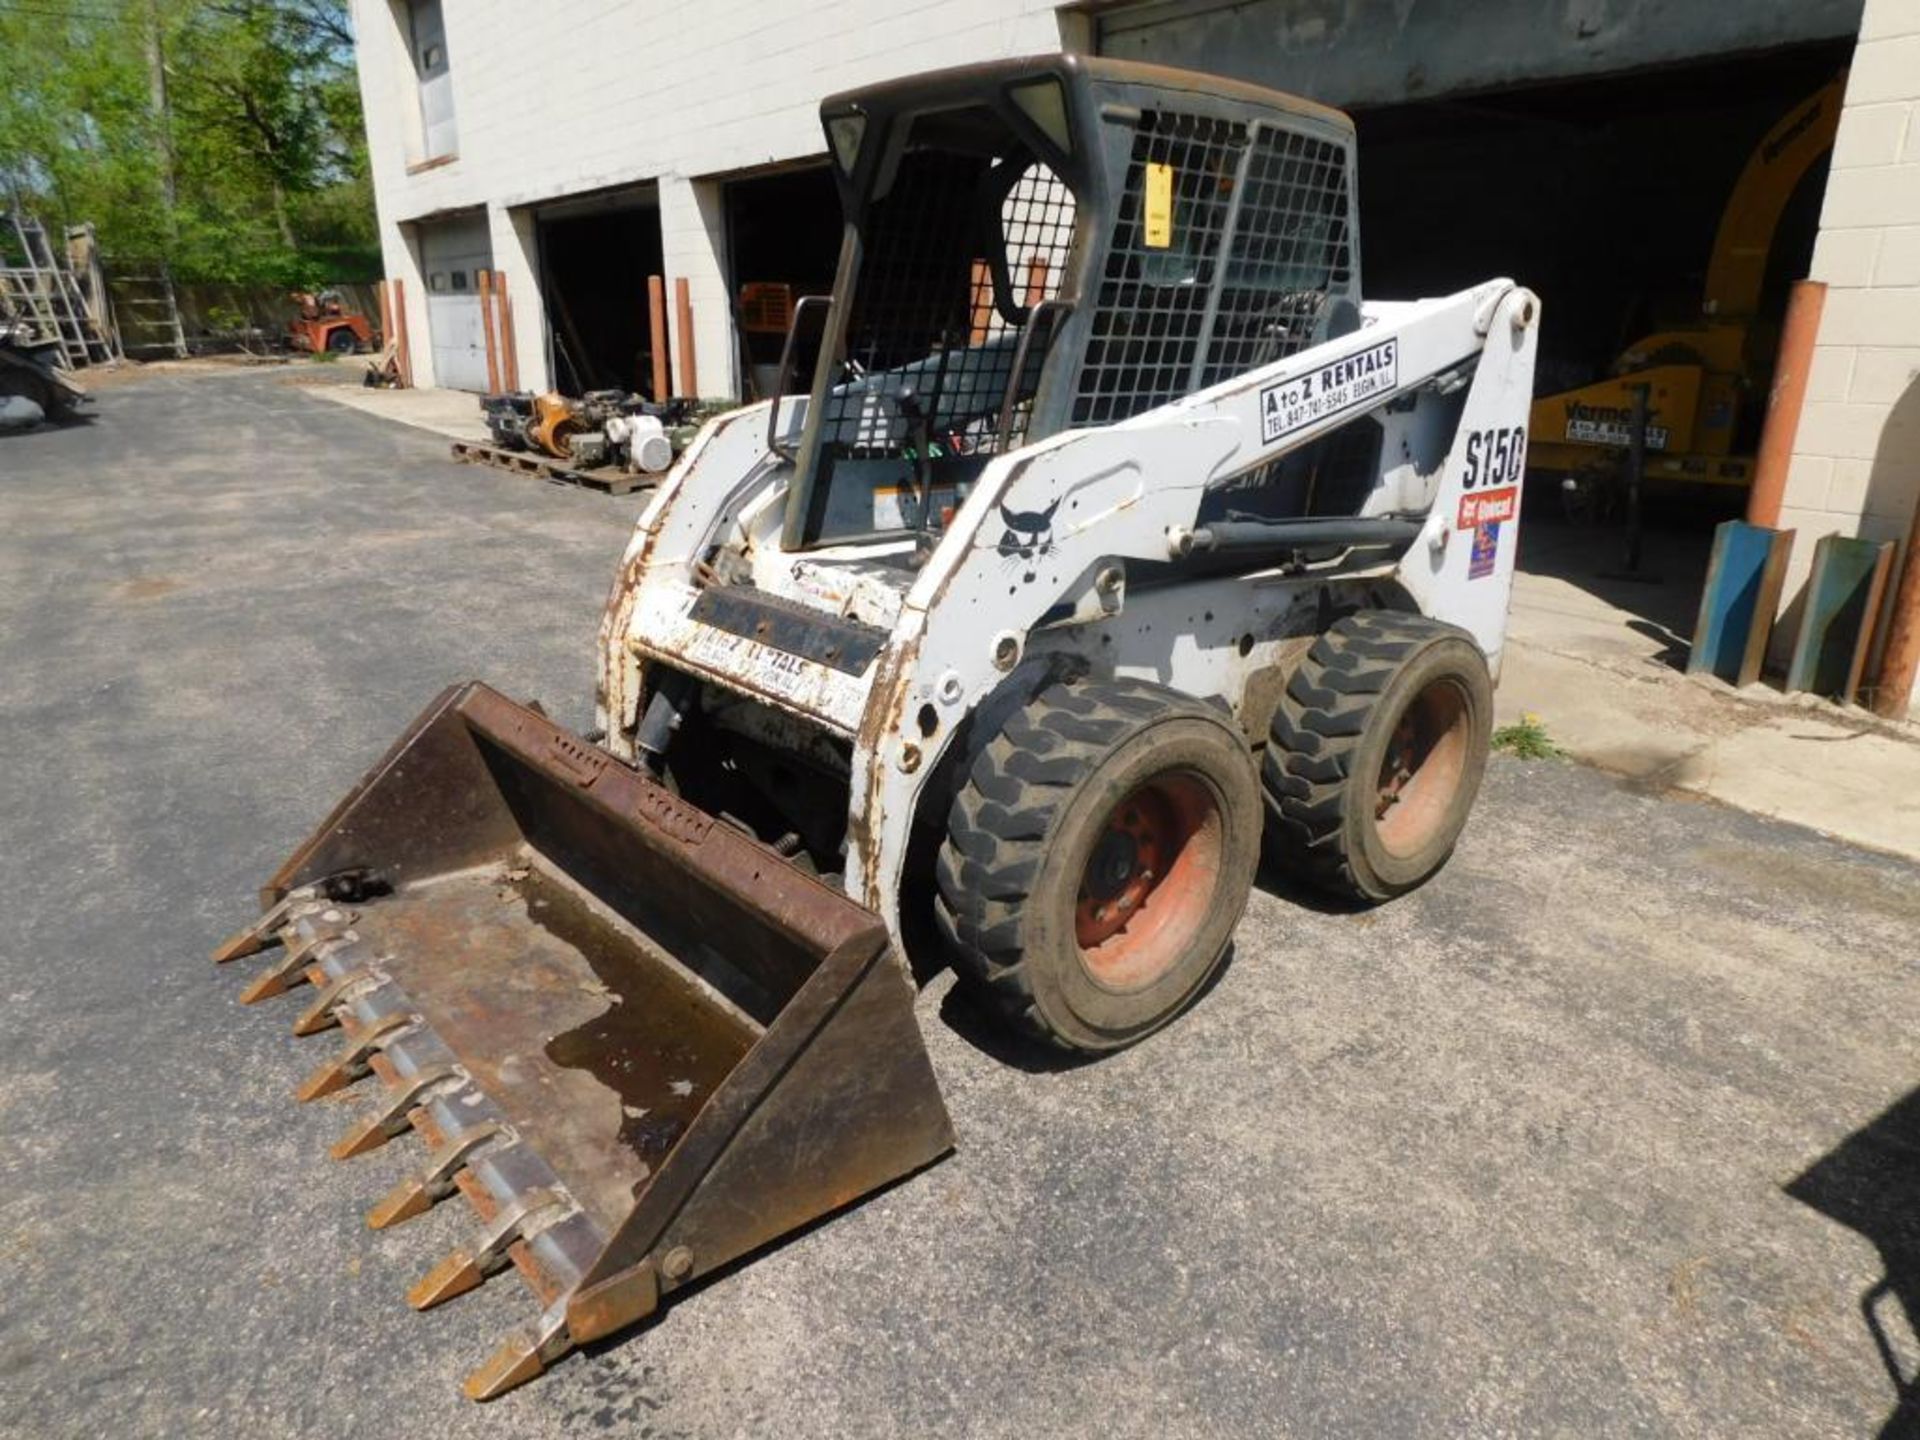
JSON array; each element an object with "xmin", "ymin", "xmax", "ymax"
[{"xmin": 996, "ymin": 498, "xmax": 1059, "ymax": 562}]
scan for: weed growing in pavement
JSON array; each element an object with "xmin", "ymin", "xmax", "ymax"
[{"xmin": 1491, "ymin": 712, "xmax": 1563, "ymax": 759}]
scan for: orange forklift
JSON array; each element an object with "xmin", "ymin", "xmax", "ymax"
[{"xmin": 288, "ymin": 289, "xmax": 374, "ymax": 355}]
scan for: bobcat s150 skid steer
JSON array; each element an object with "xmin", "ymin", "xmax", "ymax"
[{"xmin": 217, "ymin": 54, "xmax": 1538, "ymax": 1399}]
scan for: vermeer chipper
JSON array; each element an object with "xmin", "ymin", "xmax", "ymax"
[{"xmin": 218, "ymin": 55, "xmax": 1538, "ymax": 1398}]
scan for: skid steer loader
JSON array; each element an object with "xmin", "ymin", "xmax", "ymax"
[{"xmin": 218, "ymin": 54, "xmax": 1539, "ymax": 1399}]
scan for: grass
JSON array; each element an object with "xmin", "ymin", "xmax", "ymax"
[{"xmin": 1491, "ymin": 711, "xmax": 1563, "ymax": 760}]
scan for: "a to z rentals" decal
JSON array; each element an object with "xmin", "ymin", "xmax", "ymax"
[{"xmin": 1259, "ymin": 338, "xmax": 1398, "ymax": 444}]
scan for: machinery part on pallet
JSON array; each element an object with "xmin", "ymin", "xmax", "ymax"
[
  {"xmin": 608, "ymin": 413, "xmax": 674, "ymax": 473},
  {"xmin": 215, "ymin": 682, "xmax": 953, "ymax": 1399},
  {"xmin": 935, "ymin": 679, "xmax": 1262, "ymax": 1052},
  {"xmin": 528, "ymin": 392, "xmax": 585, "ymax": 459},
  {"xmin": 568, "ymin": 431, "xmax": 611, "ymax": 468},
  {"xmin": 1263, "ymin": 611, "xmax": 1492, "ymax": 902},
  {"xmin": 480, "ymin": 391, "xmax": 535, "ymax": 450}
]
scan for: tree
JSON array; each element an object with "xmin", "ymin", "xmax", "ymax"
[{"xmin": 0, "ymin": 0, "xmax": 377, "ymax": 286}]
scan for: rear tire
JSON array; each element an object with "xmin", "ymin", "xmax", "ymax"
[
  {"xmin": 326, "ymin": 327, "xmax": 358, "ymax": 354},
  {"xmin": 935, "ymin": 679, "xmax": 1262, "ymax": 1053},
  {"xmin": 1263, "ymin": 611, "xmax": 1492, "ymax": 902}
]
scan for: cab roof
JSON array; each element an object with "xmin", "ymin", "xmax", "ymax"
[{"xmin": 820, "ymin": 52, "xmax": 1353, "ymax": 136}]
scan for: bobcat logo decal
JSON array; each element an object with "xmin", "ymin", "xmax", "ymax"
[{"xmin": 995, "ymin": 498, "xmax": 1059, "ymax": 563}]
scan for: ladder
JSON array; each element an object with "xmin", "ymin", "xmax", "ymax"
[
  {"xmin": 111, "ymin": 272, "xmax": 189, "ymax": 359},
  {"xmin": 2, "ymin": 209, "xmax": 122, "ymax": 367}
]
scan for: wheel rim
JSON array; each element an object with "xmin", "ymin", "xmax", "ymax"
[
  {"xmin": 1373, "ymin": 676, "xmax": 1471, "ymax": 858},
  {"xmin": 1074, "ymin": 772, "xmax": 1224, "ymax": 991}
]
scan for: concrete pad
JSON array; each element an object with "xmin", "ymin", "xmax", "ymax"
[
  {"xmin": 1502, "ymin": 517, "xmax": 1920, "ymax": 862},
  {"xmin": 1669, "ymin": 713, "xmax": 1920, "ymax": 858},
  {"xmin": 1496, "ymin": 641, "xmax": 1736, "ymax": 783},
  {"xmin": 305, "ymin": 380, "xmax": 490, "ymax": 442}
]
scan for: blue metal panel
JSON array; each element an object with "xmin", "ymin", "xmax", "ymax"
[
  {"xmin": 1689, "ymin": 520, "xmax": 1792, "ymax": 685},
  {"xmin": 1786, "ymin": 534, "xmax": 1894, "ymax": 702}
]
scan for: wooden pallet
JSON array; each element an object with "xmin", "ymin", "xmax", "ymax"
[{"xmin": 449, "ymin": 438, "xmax": 652, "ymax": 495}]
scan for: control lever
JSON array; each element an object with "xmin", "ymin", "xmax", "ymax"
[{"xmin": 896, "ymin": 386, "xmax": 937, "ymax": 559}]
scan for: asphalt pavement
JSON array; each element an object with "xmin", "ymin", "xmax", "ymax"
[{"xmin": 4, "ymin": 366, "xmax": 1919, "ymax": 1439}]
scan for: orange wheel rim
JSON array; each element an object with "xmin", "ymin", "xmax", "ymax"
[
  {"xmin": 1075, "ymin": 773, "xmax": 1224, "ymax": 991},
  {"xmin": 1374, "ymin": 677, "xmax": 1470, "ymax": 858}
]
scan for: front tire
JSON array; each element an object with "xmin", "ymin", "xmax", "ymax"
[
  {"xmin": 935, "ymin": 679, "xmax": 1262, "ymax": 1053},
  {"xmin": 1263, "ymin": 611, "xmax": 1492, "ymax": 902}
]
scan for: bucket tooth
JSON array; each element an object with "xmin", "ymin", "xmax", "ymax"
[
  {"xmin": 292, "ymin": 966, "xmax": 382, "ymax": 1037},
  {"xmin": 330, "ymin": 1063, "xmax": 463, "ymax": 1160},
  {"xmin": 463, "ymin": 1306, "xmax": 575, "ymax": 1403},
  {"xmin": 212, "ymin": 886, "xmax": 331, "ymax": 964},
  {"xmin": 296, "ymin": 1012, "xmax": 418, "ymax": 1102},
  {"xmin": 219, "ymin": 683, "xmax": 959, "ymax": 1400},
  {"xmin": 408, "ymin": 1188, "xmax": 566, "ymax": 1310},
  {"xmin": 236, "ymin": 926, "xmax": 354, "ymax": 1005},
  {"xmin": 367, "ymin": 1122, "xmax": 507, "ymax": 1229}
]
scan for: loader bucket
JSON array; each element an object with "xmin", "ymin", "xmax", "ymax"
[{"xmin": 215, "ymin": 682, "xmax": 954, "ymax": 1399}]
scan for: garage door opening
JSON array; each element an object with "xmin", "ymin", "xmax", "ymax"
[
  {"xmin": 1347, "ymin": 42, "xmax": 1850, "ymax": 646},
  {"xmin": 536, "ymin": 189, "xmax": 665, "ymax": 398},
  {"xmin": 723, "ymin": 165, "xmax": 842, "ymax": 400}
]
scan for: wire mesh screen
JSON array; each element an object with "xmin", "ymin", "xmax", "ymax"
[
  {"xmin": 797, "ymin": 109, "xmax": 1080, "ymax": 543},
  {"xmin": 1073, "ymin": 112, "xmax": 1354, "ymax": 426},
  {"xmin": 1073, "ymin": 111, "xmax": 1248, "ymax": 427},
  {"xmin": 1196, "ymin": 126, "xmax": 1353, "ymax": 390},
  {"xmin": 821, "ymin": 133, "xmax": 1077, "ymax": 464}
]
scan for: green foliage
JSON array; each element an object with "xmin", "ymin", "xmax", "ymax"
[
  {"xmin": 1491, "ymin": 712, "xmax": 1564, "ymax": 761},
  {"xmin": 0, "ymin": 0, "xmax": 376, "ymax": 287}
]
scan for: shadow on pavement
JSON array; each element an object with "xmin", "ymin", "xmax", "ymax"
[
  {"xmin": 1516, "ymin": 499, "xmax": 1719, "ymax": 638},
  {"xmin": 1787, "ymin": 1085, "xmax": 1920, "ymax": 1440}
]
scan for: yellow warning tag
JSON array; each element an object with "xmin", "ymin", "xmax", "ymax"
[{"xmin": 1144, "ymin": 162, "xmax": 1173, "ymax": 248}]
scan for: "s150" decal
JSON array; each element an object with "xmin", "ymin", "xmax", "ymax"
[{"xmin": 1458, "ymin": 424, "xmax": 1525, "ymax": 530}]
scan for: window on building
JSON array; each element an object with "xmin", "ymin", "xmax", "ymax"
[{"xmin": 406, "ymin": 0, "xmax": 457, "ymax": 161}]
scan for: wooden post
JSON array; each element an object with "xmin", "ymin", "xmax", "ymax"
[
  {"xmin": 1746, "ymin": 279, "xmax": 1825, "ymax": 529},
  {"xmin": 494, "ymin": 271, "xmax": 520, "ymax": 392},
  {"xmin": 968, "ymin": 259, "xmax": 993, "ymax": 344},
  {"xmin": 647, "ymin": 274, "xmax": 670, "ymax": 402},
  {"xmin": 392, "ymin": 276, "xmax": 413, "ymax": 388},
  {"xmin": 674, "ymin": 276, "xmax": 697, "ymax": 400},
  {"xmin": 1874, "ymin": 509, "xmax": 1920, "ymax": 717},
  {"xmin": 376, "ymin": 278, "xmax": 393, "ymax": 351},
  {"xmin": 1024, "ymin": 255, "xmax": 1050, "ymax": 306},
  {"xmin": 478, "ymin": 268, "xmax": 501, "ymax": 395}
]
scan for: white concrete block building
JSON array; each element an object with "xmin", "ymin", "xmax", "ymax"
[
  {"xmin": 349, "ymin": 0, "xmax": 1075, "ymax": 398},
  {"xmin": 349, "ymin": 0, "xmax": 1920, "ymax": 706},
  {"xmin": 1777, "ymin": 0, "xmax": 1920, "ymax": 707}
]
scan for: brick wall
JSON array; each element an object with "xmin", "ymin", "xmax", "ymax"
[{"xmin": 1778, "ymin": 0, "xmax": 1920, "ymax": 706}]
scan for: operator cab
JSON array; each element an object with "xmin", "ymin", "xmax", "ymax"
[{"xmin": 776, "ymin": 54, "xmax": 1364, "ymax": 552}]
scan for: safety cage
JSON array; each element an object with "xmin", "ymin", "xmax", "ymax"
[{"xmin": 779, "ymin": 55, "xmax": 1363, "ymax": 550}]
